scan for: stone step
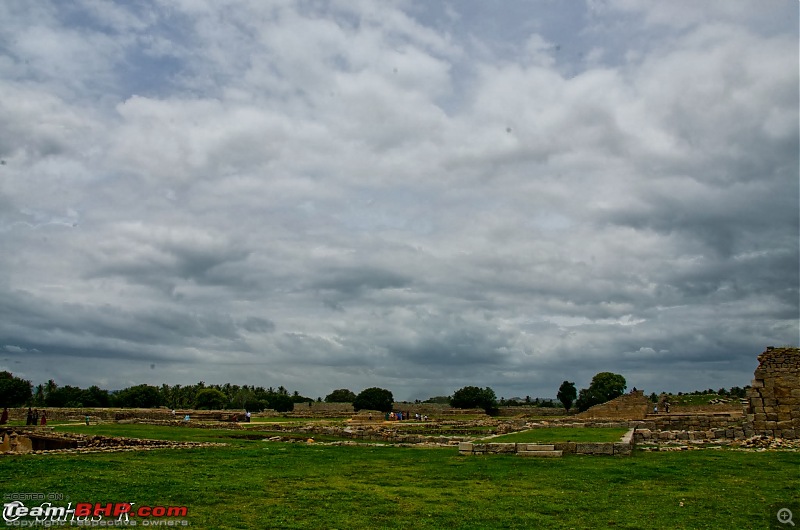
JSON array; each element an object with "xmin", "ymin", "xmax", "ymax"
[
  {"xmin": 518, "ymin": 444, "xmax": 555, "ymax": 451},
  {"xmin": 517, "ymin": 450, "xmax": 563, "ymax": 458}
]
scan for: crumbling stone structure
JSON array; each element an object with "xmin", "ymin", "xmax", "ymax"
[
  {"xmin": 745, "ymin": 346, "xmax": 800, "ymax": 439},
  {"xmin": 574, "ymin": 390, "xmax": 650, "ymax": 420}
]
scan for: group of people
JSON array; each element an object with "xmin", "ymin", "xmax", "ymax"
[
  {"xmin": 653, "ymin": 402, "xmax": 670, "ymax": 414},
  {"xmin": 383, "ymin": 411, "xmax": 429, "ymax": 421},
  {"xmin": 25, "ymin": 408, "xmax": 47, "ymax": 426}
]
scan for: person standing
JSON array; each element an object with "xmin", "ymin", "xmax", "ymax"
[
  {"xmin": 40, "ymin": 411, "xmax": 47, "ymax": 426},
  {"xmin": 0, "ymin": 407, "xmax": 8, "ymax": 425}
]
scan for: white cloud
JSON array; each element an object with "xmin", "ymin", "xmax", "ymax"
[{"xmin": 0, "ymin": 0, "xmax": 796, "ymax": 400}]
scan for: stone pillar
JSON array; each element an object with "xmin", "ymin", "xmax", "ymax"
[{"xmin": 745, "ymin": 347, "xmax": 799, "ymax": 439}]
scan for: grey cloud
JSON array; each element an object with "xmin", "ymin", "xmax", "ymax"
[
  {"xmin": 0, "ymin": 1, "xmax": 795, "ymax": 399},
  {"xmin": 241, "ymin": 317, "xmax": 276, "ymax": 334}
]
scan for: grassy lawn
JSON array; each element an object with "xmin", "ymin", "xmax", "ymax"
[
  {"xmin": 3, "ymin": 425, "xmax": 798, "ymax": 529},
  {"xmin": 52, "ymin": 423, "xmax": 352, "ymax": 445},
  {"xmin": 488, "ymin": 427, "xmax": 630, "ymax": 443}
]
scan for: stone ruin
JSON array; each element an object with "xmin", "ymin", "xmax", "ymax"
[
  {"xmin": 574, "ymin": 390, "xmax": 650, "ymax": 420},
  {"xmin": 0, "ymin": 427, "xmax": 226, "ymax": 455},
  {"xmin": 744, "ymin": 346, "xmax": 799, "ymax": 439}
]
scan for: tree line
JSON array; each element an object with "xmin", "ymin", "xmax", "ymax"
[
  {"xmin": 0, "ymin": 370, "xmax": 750, "ymax": 415},
  {"xmin": 0, "ymin": 372, "xmax": 315, "ymax": 412}
]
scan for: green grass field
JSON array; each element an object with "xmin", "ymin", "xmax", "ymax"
[
  {"xmin": 2, "ymin": 424, "xmax": 798, "ymax": 529},
  {"xmin": 489, "ymin": 427, "xmax": 629, "ymax": 443}
]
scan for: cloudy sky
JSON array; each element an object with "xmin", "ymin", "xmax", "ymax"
[{"xmin": 0, "ymin": 0, "xmax": 797, "ymax": 401}]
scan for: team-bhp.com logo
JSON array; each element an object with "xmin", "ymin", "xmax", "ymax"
[{"xmin": 3, "ymin": 501, "xmax": 189, "ymax": 526}]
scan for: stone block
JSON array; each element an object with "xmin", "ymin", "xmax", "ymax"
[
  {"xmin": 489, "ymin": 443, "xmax": 516, "ymax": 454},
  {"xmin": 613, "ymin": 443, "xmax": 632, "ymax": 455},
  {"xmin": 458, "ymin": 442, "xmax": 473, "ymax": 454},
  {"xmin": 553, "ymin": 442, "xmax": 576, "ymax": 454},
  {"xmin": 517, "ymin": 450, "xmax": 562, "ymax": 457},
  {"xmin": 576, "ymin": 443, "xmax": 614, "ymax": 455},
  {"xmin": 519, "ymin": 444, "xmax": 555, "ymax": 451}
]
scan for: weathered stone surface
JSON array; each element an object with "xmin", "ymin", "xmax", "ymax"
[
  {"xmin": 519, "ymin": 444, "xmax": 555, "ymax": 451},
  {"xmin": 575, "ymin": 390, "xmax": 650, "ymax": 420},
  {"xmin": 517, "ymin": 450, "xmax": 562, "ymax": 457},
  {"xmin": 575, "ymin": 443, "xmax": 614, "ymax": 455},
  {"xmin": 553, "ymin": 442, "xmax": 577, "ymax": 454},
  {"xmin": 745, "ymin": 347, "xmax": 799, "ymax": 439},
  {"xmin": 488, "ymin": 443, "xmax": 516, "ymax": 454}
]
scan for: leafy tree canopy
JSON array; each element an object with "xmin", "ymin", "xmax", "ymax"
[
  {"xmin": 450, "ymin": 386, "xmax": 498, "ymax": 415},
  {"xmin": 194, "ymin": 388, "xmax": 228, "ymax": 410},
  {"xmin": 324, "ymin": 388, "xmax": 357, "ymax": 403},
  {"xmin": 353, "ymin": 387, "xmax": 394, "ymax": 413},
  {"xmin": 557, "ymin": 381, "xmax": 577, "ymax": 411},
  {"xmin": 576, "ymin": 372, "xmax": 627, "ymax": 412},
  {"xmin": 113, "ymin": 384, "xmax": 164, "ymax": 408},
  {"xmin": 0, "ymin": 371, "xmax": 32, "ymax": 407}
]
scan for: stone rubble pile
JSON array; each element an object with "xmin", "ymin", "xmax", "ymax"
[{"xmin": 734, "ymin": 435, "xmax": 799, "ymax": 451}]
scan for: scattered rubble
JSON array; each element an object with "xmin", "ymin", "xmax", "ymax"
[
  {"xmin": 734, "ymin": 435, "xmax": 800, "ymax": 451},
  {"xmin": 1, "ymin": 429, "xmax": 226, "ymax": 455}
]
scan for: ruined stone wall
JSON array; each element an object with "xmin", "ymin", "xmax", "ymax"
[
  {"xmin": 745, "ymin": 347, "xmax": 800, "ymax": 439},
  {"xmin": 574, "ymin": 390, "xmax": 650, "ymax": 420},
  {"xmin": 6, "ymin": 407, "xmax": 176, "ymax": 422},
  {"xmin": 4, "ymin": 407, "xmax": 243, "ymax": 422},
  {"xmin": 497, "ymin": 406, "xmax": 569, "ymax": 417}
]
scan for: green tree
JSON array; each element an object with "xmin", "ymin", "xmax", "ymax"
[
  {"xmin": 576, "ymin": 372, "xmax": 627, "ymax": 412},
  {"xmin": 81, "ymin": 386, "xmax": 111, "ymax": 407},
  {"xmin": 557, "ymin": 381, "xmax": 577, "ymax": 412},
  {"xmin": 194, "ymin": 388, "xmax": 228, "ymax": 410},
  {"xmin": 324, "ymin": 389, "xmax": 357, "ymax": 403},
  {"xmin": 0, "ymin": 371, "xmax": 32, "ymax": 406},
  {"xmin": 450, "ymin": 386, "xmax": 498, "ymax": 415},
  {"xmin": 267, "ymin": 393, "xmax": 294, "ymax": 412},
  {"xmin": 353, "ymin": 387, "xmax": 394, "ymax": 413},
  {"xmin": 46, "ymin": 385, "xmax": 87, "ymax": 407},
  {"xmin": 113, "ymin": 384, "xmax": 163, "ymax": 408}
]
